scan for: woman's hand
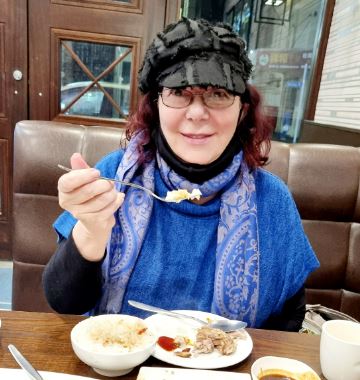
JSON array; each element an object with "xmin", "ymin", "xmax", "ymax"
[{"xmin": 58, "ymin": 153, "xmax": 124, "ymax": 261}]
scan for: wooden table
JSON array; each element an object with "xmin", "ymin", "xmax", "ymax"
[{"xmin": 0, "ymin": 310, "xmax": 324, "ymax": 379}]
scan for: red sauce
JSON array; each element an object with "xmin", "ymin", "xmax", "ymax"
[
  {"xmin": 157, "ymin": 336, "xmax": 179, "ymax": 351},
  {"xmin": 137, "ymin": 327, "xmax": 147, "ymax": 335}
]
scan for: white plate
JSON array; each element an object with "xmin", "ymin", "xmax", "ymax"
[
  {"xmin": 145, "ymin": 310, "xmax": 253, "ymax": 370},
  {"xmin": 0, "ymin": 368, "xmax": 100, "ymax": 379},
  {"xmin": 251, "ymin": 356, "xmax": 321, "ymax": 380},
  {"xmin": 137, "ymin": 366, "xmax": 251, "ymax": 379}
]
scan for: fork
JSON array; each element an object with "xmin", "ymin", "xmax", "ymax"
[{"xmin": 57, "ymin": 164, "xmax": 172, "ymax": 202}]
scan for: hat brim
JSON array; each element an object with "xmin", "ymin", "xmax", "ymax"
[{"xmin": 158, "ymin": 56, "xmax": 246, "ymax": 95}]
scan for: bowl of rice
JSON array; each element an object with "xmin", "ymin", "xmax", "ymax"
[{"xmin": 71, "ymin": 314, "xmax": 157, "ymax": 377}]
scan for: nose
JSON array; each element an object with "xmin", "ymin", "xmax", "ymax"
[{"xmin": 185, "ymin": 95, "xmax": 209, "ymax": 121}]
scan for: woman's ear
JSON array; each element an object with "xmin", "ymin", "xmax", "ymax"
[
  {"xmin": 242, "ymin": 103, "xmax": 249, "ymax": 120},
  {"xmin": 238, "ymin": 103, "xmax": 249, "ymax": 123}
]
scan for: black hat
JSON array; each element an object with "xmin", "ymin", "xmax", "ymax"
[{"xmin": 138, "ymin": 18, "xmax": 253, "ymax": 95}]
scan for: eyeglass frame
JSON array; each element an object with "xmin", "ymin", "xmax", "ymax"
[{"xmin": 158, "ymin": 87, "xmax": 238, "ymax": 109}]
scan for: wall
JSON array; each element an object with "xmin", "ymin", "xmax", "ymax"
[
  {"xmin": 299, "ymin": 120, "xmax": 360, "ymax": 146},
  {"xmin": 314, "ymin": 0, "xmax": 360, "ymax": 130}
]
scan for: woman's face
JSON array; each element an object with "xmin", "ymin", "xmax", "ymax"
[{"xmin": 158, "ymin": 87, "xmax": 242, "ymax": 165}]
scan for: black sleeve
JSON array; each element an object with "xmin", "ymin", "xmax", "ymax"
[
  {"xmin": 261, "ymin": 285, "xmax": 306, "ymax": 332},
  {"xmin": 42, "ymin": 233, "xmax": 104, "ymax": 314}
]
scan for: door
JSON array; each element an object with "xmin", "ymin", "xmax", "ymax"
[
  {"xmin": 0, "ymin": 0, "xmax": 179, "ymax": 260},
  {"xmin": 28, "ymin": 0, "xmax": 179, "ymax": 126},
  {"xmin": 0, "ymin": 0, "xmax": 27, "ymax": 259}
]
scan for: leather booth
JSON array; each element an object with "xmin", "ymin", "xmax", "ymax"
[{"xmin": 12, "ymin": 120, "xmax": 360, "ymax": 320}]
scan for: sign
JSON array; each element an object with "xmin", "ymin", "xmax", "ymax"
[{"xmin": 255, "ymin": 49, "xmax": 312, "ymax": 71}]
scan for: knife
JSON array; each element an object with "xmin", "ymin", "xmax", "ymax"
[{"xmin": 8, "ymin": 344, "xmax": 44, "ymax": 380}]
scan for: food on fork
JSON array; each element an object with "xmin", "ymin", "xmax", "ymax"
[{"xmin": 165, "ymin": 188, "xmax": 202, "ymax": 203}]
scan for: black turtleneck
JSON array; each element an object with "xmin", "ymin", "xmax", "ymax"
[{"xmin": 153, "ymin": 127, "xmax": 243, "ymax": 184}]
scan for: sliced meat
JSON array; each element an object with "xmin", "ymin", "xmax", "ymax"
[{"xmin": 194, "ymin": 326, "xmax": 236, "ymax": 355}]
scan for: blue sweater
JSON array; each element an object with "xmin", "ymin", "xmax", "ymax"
[{"xmin": 54, "ymin": 150, "xmax": 319, "ymax": 328}]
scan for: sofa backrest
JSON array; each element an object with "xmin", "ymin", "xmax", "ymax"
[
  {"xmin": 12, "ymin": 120, "xmax": 360, "ymax": 320},
  {"xmin": 12, "ymin": 120, "xmax": 126, "ymax": 312},
  {"xmin": 266, "ymin": 142, "xmax": 360, "ymax": 320}
]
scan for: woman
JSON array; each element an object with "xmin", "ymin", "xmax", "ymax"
[{"xmin": 43, "ymin": 18, "xmax": 319, "ymax": 331}]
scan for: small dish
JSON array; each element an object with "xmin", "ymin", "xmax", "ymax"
[{"xmin": 251, "ymin": 356, "xmax": 321, "ymax": 380}]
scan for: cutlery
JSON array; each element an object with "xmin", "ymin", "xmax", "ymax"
[
  {"xmin": 8, "ymin": 344, "xmax": 44, "ymax": 380},
  {"xmin": 58, "ymin": 164, "xmax": 174, "ymax": 203},
  {"xmin": 128, "ymin": 300, "xmax": 247, "ymax": 332}
]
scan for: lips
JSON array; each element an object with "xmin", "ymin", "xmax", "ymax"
[
  {"xmin": 181, "ymin": 133, "xmax": 213, "ymax": 144},
  {"xmin": 183, "ymin": 134, "xmax": 210, "ymax": 139}
]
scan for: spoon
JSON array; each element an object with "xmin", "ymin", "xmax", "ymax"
[{"xmin": 128, "ymin": 300, "xmax": 247, "ymax": 332}]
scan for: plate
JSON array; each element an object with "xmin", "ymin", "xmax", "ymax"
[
  {"xmin": 0, "ymin": 368, "xmax": 100, "ymax": 379},
  {"xmin": 137, "ymin": 366, "xmax": 251, "ymax": 379},
  {"xmin": 251, "ymin": 356, "xmax": 321, "ymax": 380},
  {"xmin": 145, "ymin": 310, "xmax": 253, "ymax": 370}
]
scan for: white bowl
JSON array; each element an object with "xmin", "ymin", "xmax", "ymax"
[
  {"xmin": 251, "ymin": 356, "xmax": 321, "ymax": 380},
  {"xmin": 71, "ymin": 314, "xmax": 157, "ymax": 377}
]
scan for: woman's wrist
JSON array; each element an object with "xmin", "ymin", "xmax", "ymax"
[{"xmin": 72, "ymin": 221, "xmax": 111, "ymax": 262}]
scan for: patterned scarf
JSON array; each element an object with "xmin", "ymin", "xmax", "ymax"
[{"xmin": 96, "ymin": 130, "xmax": 260, "ymax": 326}]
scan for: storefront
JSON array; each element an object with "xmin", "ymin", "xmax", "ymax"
[{"xmin": 181, "ymin": 0, "xmax": 327, "ymax": 142}]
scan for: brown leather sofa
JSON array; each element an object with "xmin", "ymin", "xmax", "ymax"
[{"xmin": 12, "ymin": 120, "xmax": 360, "ymax": 321}]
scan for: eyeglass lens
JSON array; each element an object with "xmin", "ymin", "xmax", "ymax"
[{"xmin": 161, "ymin": 88, "xmax": 235, "ymax": 108}]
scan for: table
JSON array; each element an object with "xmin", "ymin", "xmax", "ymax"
[{"xmin": 0, "ymin": 310, "xmax": 324, "ymax": 379}]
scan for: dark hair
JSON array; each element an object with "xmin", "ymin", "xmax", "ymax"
[{"xmin": 126, "ymin": 84, "xmax": 272, "ymax": 169}]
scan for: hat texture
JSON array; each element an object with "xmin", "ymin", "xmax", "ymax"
[{"xmin": 138, "ymin": 18, "xmax": 253, "ymax": 95}]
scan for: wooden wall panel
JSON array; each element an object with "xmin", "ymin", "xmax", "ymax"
[
  {"xmin": 51, "ymin": 0, "xmax": 143, "ymax": 13},
  {"xmin": 28, "ymin": 0, "xmax": 169, "ymax": 121},
  {"xmin": 0, "ymin": 138, "xmax": 10, "ymax": 259},
  {"xmin": 0, "ymin": 23, "xmax": 4, "ymax": 117},
  {"xmin": 0, "ymin": 139, "xmax": 7, "ymax": 220},
  {"xmin": 314, "ymin": 0, "xmax": 360, "ymax": 129}
]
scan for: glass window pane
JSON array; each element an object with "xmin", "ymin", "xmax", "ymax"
[
  {"xmin": 60, "ymin": 40, "xmax": 132, "ymax": 120},
  {"xmin": 181, "ymin": 0, "xmax": 326, "ymax": 142},
  {"xmin": 247, "ymin": 0, "xmax": 325, "ymax": 142}
]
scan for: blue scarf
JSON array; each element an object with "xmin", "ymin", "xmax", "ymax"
[{"xmin": 96, "ymin": 130, "xmax": 260, "ymax": 326}]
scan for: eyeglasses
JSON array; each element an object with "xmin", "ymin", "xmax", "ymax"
[{"xmin": 159, "ymin": 87, "xmax": 236, "ymax": 109}]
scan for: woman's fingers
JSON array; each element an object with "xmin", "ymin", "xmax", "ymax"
[
  {"xmin": 71, "ymin": 152, "xmax": 90, "ymax": 169},
  {"xmin": 58, "ymin": 167, "xmax": 100, "ymax": 193},
  {"xmin": 63, "ymin": 185, "xmax": 118, "ymax": 216},
  {"xmin": 58, "ymin": 152, "xmax": 96, "ymax": 194},
  {"xmin": 59, "ymin": 178, "xmax": 114, "ymax": 207},
  {"xmin": 58, "ymin": 153, "xmax": 125, "ymax": 227},
  {"xmin": 74, "ymin": 192, "xmax": 125, "ymax": 225}
]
